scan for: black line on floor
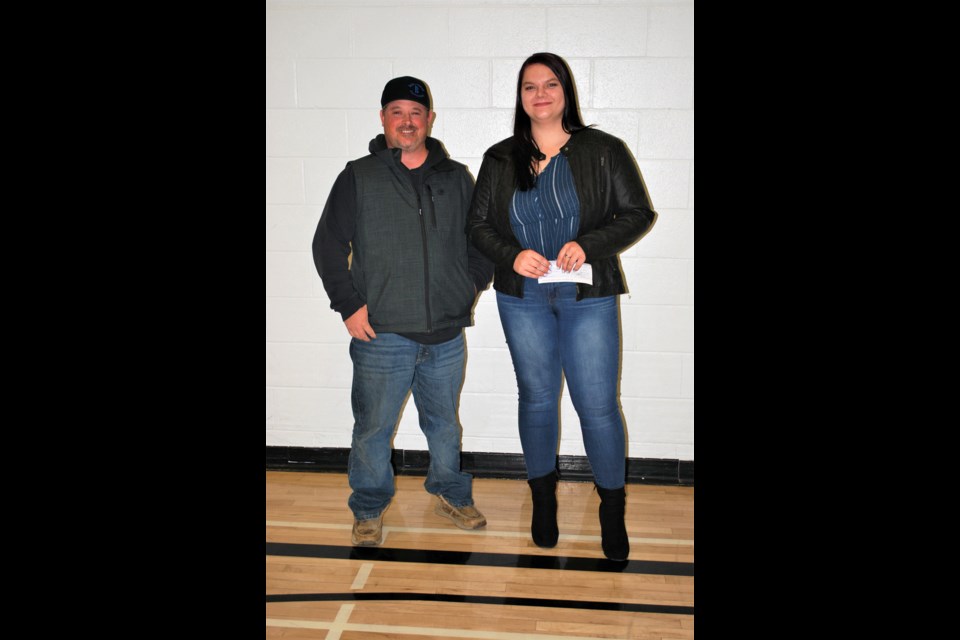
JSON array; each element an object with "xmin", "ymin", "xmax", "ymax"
[
  {"xmin": 266, "ymin": 591, "xmax": 694, "ymax": 615},
  {"xmin": 265, "ymin": 542, "xmax": 693, "ymax": 576}
]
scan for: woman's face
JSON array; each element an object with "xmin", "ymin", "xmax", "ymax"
[{"xmin": 520, "ymin": 63, "xmax": 565, "ymax": 126}]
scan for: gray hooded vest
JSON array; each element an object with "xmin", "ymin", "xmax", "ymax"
[{"xmin": 349, "ymin": 136, "xmax": 477, "ymax": 333}]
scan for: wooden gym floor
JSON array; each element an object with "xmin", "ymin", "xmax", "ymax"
[{"xmin": 266, "ymin": 471, "xmax": 694, "ymax": 639}]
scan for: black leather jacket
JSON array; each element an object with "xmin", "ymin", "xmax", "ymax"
[{"xmin": 467, "ymin": 128, "xmax": 657, "ymax": 299}]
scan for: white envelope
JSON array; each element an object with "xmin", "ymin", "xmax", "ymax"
[{"xmin": 538, "ymin": 260, "xmax": 593, "ymax": 285}]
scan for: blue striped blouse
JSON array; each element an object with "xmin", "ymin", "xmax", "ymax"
[{"xmin": 509, "ymin": 153, "xmax": 581, "ymax": 260}]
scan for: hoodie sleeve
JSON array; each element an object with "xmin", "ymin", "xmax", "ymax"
[{"xmin": 312, "ymin": 164, "xmax": 365, "ymax": 322}]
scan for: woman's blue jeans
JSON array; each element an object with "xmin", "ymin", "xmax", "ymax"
[
  {"xmin": 497, "ymin": 279, "xmax": 626, "ymax": 489},
  {"xmin": 347, "ymin": 332, "xmax": 474, "ymax": 521}
]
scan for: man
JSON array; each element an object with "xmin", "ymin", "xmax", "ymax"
[{"xmin": 313, "ymin": 76, "xmax": 493, "ymax": 546}]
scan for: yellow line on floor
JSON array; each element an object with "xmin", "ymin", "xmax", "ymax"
[
  {"xmin": 266, "ymin": 617, "xmax": 623, "ymax": 640},
  {"xmin": 266, "ymin": 520, "xmax": 693, "ymax": 546},
  {"xmin": 350, "ymin": 563, "xmax": 374, "ymax": 590},
  {"xmin": 323, "ymin": 604, "xmax": 353, "ymax": 640}
]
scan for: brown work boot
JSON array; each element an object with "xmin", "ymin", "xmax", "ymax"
[
  {"xmin": 434, "ymin": 495, "xmax": 487, "ymax": 530},
  {"xmin": 351, "ymin": 513, "xmax": 384, "ymax": 546}
]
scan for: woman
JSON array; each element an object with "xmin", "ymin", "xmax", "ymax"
[{"xmin": 468, "ymin": 52, "xmax": 657, "ymax": 561}]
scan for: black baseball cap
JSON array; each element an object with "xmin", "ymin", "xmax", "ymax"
[{"xmin": 380, "ymin": 76, "xmax": 431, "ymax": 111}]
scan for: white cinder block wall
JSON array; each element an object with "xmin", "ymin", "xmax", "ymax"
[{"xmin": 266, "ymin": 0, "xmax": 694, "ymax": 461}]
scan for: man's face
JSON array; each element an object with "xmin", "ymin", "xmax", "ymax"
[{"xmin": 380, "ymin": 100, "xmax": 433, "ymax": 154}]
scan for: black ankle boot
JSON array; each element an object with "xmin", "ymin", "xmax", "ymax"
[
  {"xmin": 527, "ymin": 471, "xmax": 559, "ymax": 548},
  {"xmin": 596, "ymin": 485, "xmax": 629, "ymax": 561}
]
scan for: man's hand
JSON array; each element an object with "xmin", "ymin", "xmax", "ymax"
[{"xmin": 344, "ymin": 305, "xmax": 377, "ymax": 341}]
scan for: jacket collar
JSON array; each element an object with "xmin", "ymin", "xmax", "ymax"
[
  {"xmin": 487, "ymin": 128, "xmax": 592, "ymax": 161},
  {"xmin": 368, "ymin": 134, "xmax": 451, "ymax": 172}
]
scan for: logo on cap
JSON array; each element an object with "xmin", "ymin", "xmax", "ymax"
[{"xmin": 408, "ymin": 83, "xmax": 426, "ymax": 98}]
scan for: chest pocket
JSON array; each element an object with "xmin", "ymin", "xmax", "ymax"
[{"xmin": 425, "ymin": 183, "xmax": 461, "ymax": 234}]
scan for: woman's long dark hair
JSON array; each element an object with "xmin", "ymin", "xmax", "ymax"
[{"xmin": 512, "ymin": 52, "xmax": 587, "ymax": 191}]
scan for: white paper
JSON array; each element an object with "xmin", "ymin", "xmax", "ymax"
[{"xmin": 538, "ymin": 260, "xmax": 593, "ymax": 284}]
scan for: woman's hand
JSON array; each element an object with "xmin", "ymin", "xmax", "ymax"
[
  {"xmin": 513, "ymin": 249, "xmax": 550, "ymax": 278},
  {"xmin": 556, "ymin": 241, "xmax": 585, "ymax": 272}
]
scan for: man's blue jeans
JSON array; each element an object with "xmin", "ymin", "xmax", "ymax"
[
  {"xmin": 347, "ymin": 332, "xmax": 474, "ymax": 520},
  {"xmin": 497, "ymin": 280, "xmax": 626, "ymax": 489}
]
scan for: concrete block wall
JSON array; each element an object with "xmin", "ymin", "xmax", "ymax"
[{"xmin": 266, "ymin": 0, "xmax": 695, "ymax": 461}]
